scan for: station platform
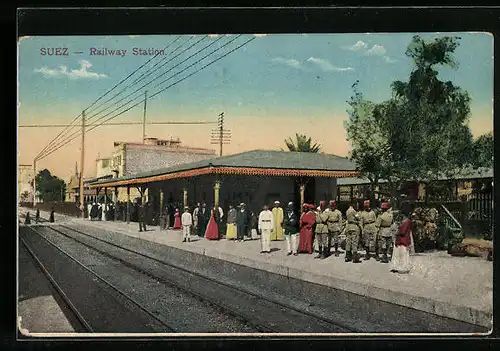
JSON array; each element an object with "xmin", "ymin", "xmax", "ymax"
[
  {"xmin": 18, "ymin": 233, "xmax": 75, "ymax": 335},
  {"xmin": 18, "ymin": 207, "xmax": 493, "ymax": 329}
]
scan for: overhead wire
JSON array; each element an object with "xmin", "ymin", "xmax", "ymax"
[
  {"xmin": 35, "ymin": 35, "xmax": 182, "ymax": 160},
  {"xmin": 35, "ymin": 35, "xmax": 255, "ymax": 161},
  {"xmin": 37, "ymin": 35, "xmax": 229, "ymax": 160},
  {"xmin": 83, "ymin": 35, "xmax": 216, "ymax": 127}
]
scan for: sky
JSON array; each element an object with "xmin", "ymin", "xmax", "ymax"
[{"xmin": 18, "ymin": 33, "xmax": 494, "ymax": 182}]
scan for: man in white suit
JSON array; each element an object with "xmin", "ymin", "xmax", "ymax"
[
  {"xmin": 181, "ymin": 206, "xmax": 193, "ymax": 242},
  {"xmin": 258, "ymin": 204, "xmax": 274, "ymax": 254}
]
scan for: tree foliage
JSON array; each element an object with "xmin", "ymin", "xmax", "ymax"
[
  {"xmin": 345, "ymin": 35, "xmax": 492, "ymax": 204},
  {"xmin": 284, "ymin": 133, "xmax": 321, "ymax": 153},
  {"xmin": 35, "ymin": 169, "xmax": 66, "ymax": 202},
  {"xmin": 472, "ymin": 131, "xmax": 493, "ymax": 168}
]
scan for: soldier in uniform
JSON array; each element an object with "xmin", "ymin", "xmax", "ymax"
[
  {"xmin": 359, "ymin": 200, "xmax": 378, "ymax": 260},
  {"xmin": 326, "ymin": 200, "xmax": 343, "ymax": 257},
  {"xmin": 424, "ymin": 207, "xmax": 439, "ymax": 250},
  {"xmin": 314, "ymin": 201, "xmax": 329, "ymax": 259},
  {"xmin": 345, "ymin": 200, "xmax": 361, "ymax": 263},
  {"xmin": 376, "ymin": 202, "xmax": 394, "ymax": 263}
]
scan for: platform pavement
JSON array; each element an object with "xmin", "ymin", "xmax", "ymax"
[{"xmin": 18, "ymin": 207, "xmax": 493, "ymax": 329}]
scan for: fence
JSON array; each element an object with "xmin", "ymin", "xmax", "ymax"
[{"xmin": 20, "ymin": 201, "xmax": 83, "ymax": 217}]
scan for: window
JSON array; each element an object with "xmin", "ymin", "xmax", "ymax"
[
  {"xmin": 113, "ymin": 155, "xmax": 122, "ymax": 167},
  {"xmin": 102, "ymin": 159, "xmax": 110, "ymax": 168}
]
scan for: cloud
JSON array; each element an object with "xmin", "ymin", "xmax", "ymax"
[
  {"xmin": 253, "ymin": 34, "xmax": 267, "ymax": 37},
  {"xmin": 34, "ymin": 60, "xmax": 107, "ymax": 80},
  {"xmin": 271, "ymin": 57, "xmax": 301, "ymax": 69},
  {"xmin": 306, "ymin": 57, "xmax": 354, "ymax": 72},
  {"xmin": 343, "ymin": 40, "xmax": 368, "ymax": 51},
  {"xmin": 384, "ymin": 56, "xmax": 397, "ymax": 63},
  {"xmin": 364, "ymin": 44, "xmax": 387, "ymax": 56}
]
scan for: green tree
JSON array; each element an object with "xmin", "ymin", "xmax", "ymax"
[
  {"xmin": 345, "ymin": 35, "xmax": 487, "ymax": 206},
  {"xmin": 35, "ymin": 169, "xmax": 66, "ymax": 202},
  {"xmin": 284, "ymin": 133, "xmax": 321, "ymax": 153},
  {"xmin": 472, "ymin": 131, "xmax": 493, "ymax": 168}
]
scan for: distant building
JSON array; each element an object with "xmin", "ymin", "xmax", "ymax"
[
  {"xmin": 18, "ymin": 164, "xmax": 34, "ymax": 203},
  {"xmin": 93, "ymin": 137, "xmax": 217, "ymax": 202}
]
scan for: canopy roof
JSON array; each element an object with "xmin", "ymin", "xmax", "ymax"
[
  {"xmin": 88, "ymin": 149, "xmax": 359, "ymax": 188},
  {"xmin": 337, "ymin": 167, "xmax": 493, "ymax": 186}
]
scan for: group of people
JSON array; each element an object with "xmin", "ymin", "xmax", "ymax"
[
  {"xmin": 175, "ymin": 199, "xmax": 414, "ymax": 274},
  {"xmin": 174, "ymin": 202, "xmax": 260, "ymax": 243},
  {"xmin": 24, "ymin": 208, "xmax": 54, "ymax": 224},
  {"xmin": 86, "ymin": 202, "xmax": 112, "ymax": 221}
]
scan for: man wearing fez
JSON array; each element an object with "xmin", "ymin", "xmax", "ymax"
[
  {"xmin": 236, "ymin": 203, "xmax": 249, "ymax": 242},
  {"xmin": 326, "ymin": 200, "xmax": 343, "ymax": 257},
  {"xmin": 359, "ymin": 199, "xmax": 378, "ymax": 260},
  {"xmin": 271, "ymin": 200, "xmax": 284, "ymax": 241},
  {"xmin": 283, "ymin": 202, "xmax": 299, "ymax": 256},
  {"xmin": 376, "ymin": 202, "xmax": 394, "ymax": 263},
  {"xmin": 258, "ymin": 204, "xmax": 274, "ymax": 253},
  {"xmin": 314, "ymin": 201, "xmax": 330, "ymax": 259},
  {"xmin": 197, "ymin": 203, "xmax": 208, "ymax": 237},
  {"xmin": 345, "ymin": 200, "xmax": 362, "ymax": 263}
]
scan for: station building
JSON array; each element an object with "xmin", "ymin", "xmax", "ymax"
[
  {"xmin": 88, "ymin": 149, "xmax": 359, "ymax": 218},
  {"xmin": 92, "ymin": 137, "xmax": 217, "ymax": 202}
]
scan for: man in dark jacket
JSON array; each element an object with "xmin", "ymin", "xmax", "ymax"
[
  {"xmin": 283, "ymin": 201, "xmax": 299, "ymax": 256},
  {"xmin": 138, "ymin": 199, "xmax": 147, "ymax": 232},
  {"xmin": 236, "ymin": 203, "xmax": 249, "ymax": 242},
  {"xmin": 197, "ymin": 203, "xmax": 208, "ymax": 237}
]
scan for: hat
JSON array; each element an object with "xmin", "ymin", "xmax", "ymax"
[
  {"xmin": 330, "ymin": 200, "xmax": 336, "ymax": 207},
  {"xmin": 381, "ymin": 202, "xmax": 389, "ymax": 210},
  {"xmin": 240, "ymin": 202, "xmax": 245, "ymax": 206},
  {"xmin": 364, "ymin": 200, "xmax": 370, "ymax": 207},
  {"xmin": 274, "ymin": 200, "xmax": 280, "ymax": 205},
  {"xmin": 319, "ymin": 200, "xmax": 326, "ymax": 207},
  {"xmin": 288, "ymin": 201, "xmax": 293, "ymax": 207}
]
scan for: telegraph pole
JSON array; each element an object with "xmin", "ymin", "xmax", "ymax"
[
  {"xmin": 142, "ymin": 90, "xmax": 148, "ymax": 143},
  {"xmin": 79, "ymin": 111, "xmax": 86, "ymax": 215},
  {"xmin": 32, "ymin": 160, "xmax": 36, "ymax": 207},
  {"xmin": 210, "ymin": 112, "xmax": 231, "ymax": 156}
]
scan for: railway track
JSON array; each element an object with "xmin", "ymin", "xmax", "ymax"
[
  {"xmin": 21, "ymin": 213, "xmax": 356, "ymax": 333},
  {"xmin": 19, "ymin": 238, "xmax": 94, "ymax": 333},
  {"xmin": 20, "ymin": 225, "xmax": 177, "ymax": 333}
]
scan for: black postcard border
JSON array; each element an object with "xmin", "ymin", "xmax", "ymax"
[{"xmin": 6, "ymin": 5, "xmax": 500, "ymax": 350}]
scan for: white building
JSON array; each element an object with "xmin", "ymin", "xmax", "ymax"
[{"xmin": 94, "ymin": 137, "xmax": 217, "ymax": 202}]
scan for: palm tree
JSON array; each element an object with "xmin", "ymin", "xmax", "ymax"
[
  {"xmin": 283, "ymin": 134, "xmax": 321, "ymax": 212},
  {"xmin": 284, "ymin": 133, "xmax": 321, "ymax": 153}
]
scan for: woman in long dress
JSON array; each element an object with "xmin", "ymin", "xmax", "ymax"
[
  {"xmin": 173, "ymin": 208, "xmax": 182, "ymax": 230},
  {"xmin": 225, "ymin": 205, "xmax": 238, "ymax": 240},
  {"xmin": 298, "ymin": 204, "xmax": 315, "ymax": 254},
  {"xmin": 391, "ymin": 209, "xmax": 413, "ymax": 274},
  {"xmin": 205, "ymin": 208, "xmax": 220, "ymax": 240}
]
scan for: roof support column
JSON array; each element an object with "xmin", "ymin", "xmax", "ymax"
[
  {"xmin": 214, "ymin": 177, "xmax": 221, "ymax": 208},
  {"xmin": 104, "ymin": 187, "xmax": 108, "ymax": 220},
  {"xmin": 126, "ymin": 185, "xmax": 130, "ymax": 224},
  {"xmin": 160, "ymin": 187, "xmax": 164, "ymax": 215},
  {"xmin": 183, "ymin": 179, "xmax": 189, "ymax": 209},
  {"xmin": 296, "ymin": 176, "xmax": 310, "ymax": 213}
]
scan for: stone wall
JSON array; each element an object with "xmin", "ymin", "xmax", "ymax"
[{"xmin": 124, "ymin": 148, "xmax": 216, "ymax": 177}]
